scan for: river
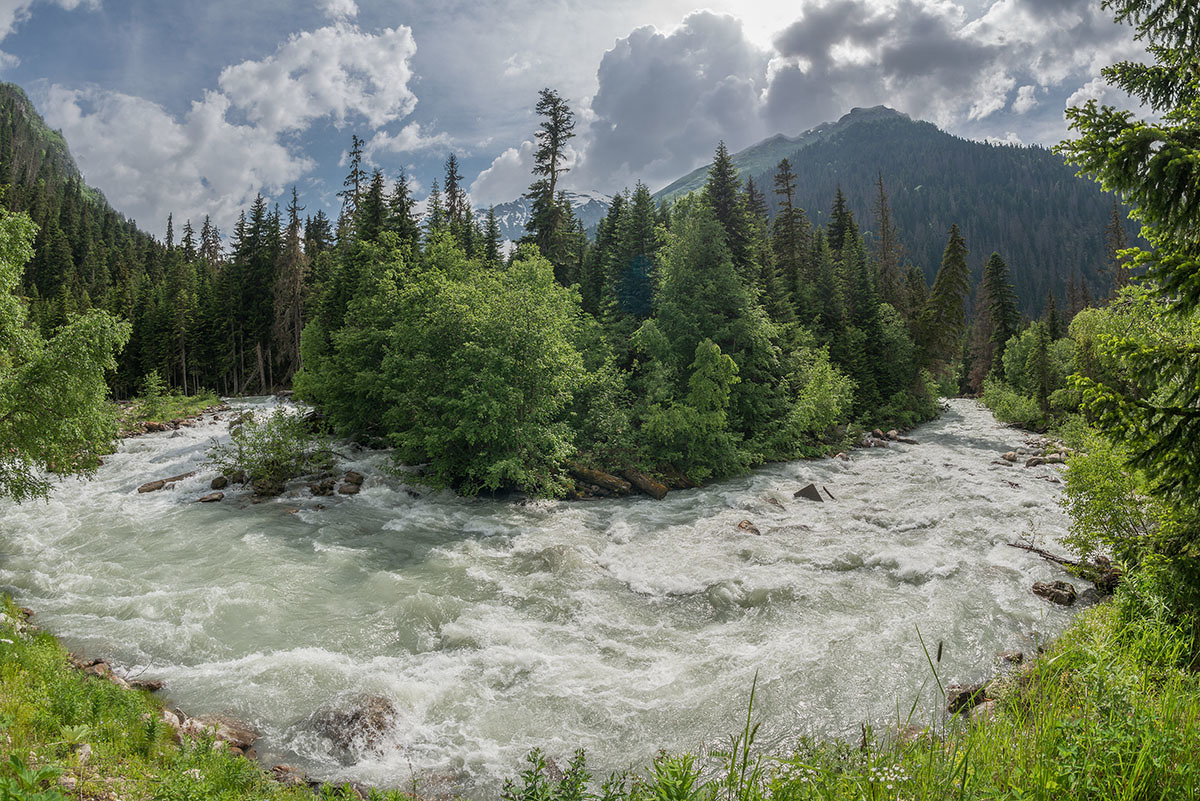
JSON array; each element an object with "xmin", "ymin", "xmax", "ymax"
[{"xmin": 0, "ymin": 398, "xmax": 1076, "ymax": 794}]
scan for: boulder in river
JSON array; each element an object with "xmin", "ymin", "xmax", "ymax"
[
  {"xmin": 252, "ymin": 478, "xmax": 285, "ymax": 497},
  {"xmin": 210, "ymin": 475, "xmax": 228, "ymax": 490},
  {"xmin": 886, "ymin": 429, "xmax": 899, "ymax": 441},
  {"xmin": 309, "ymin": 694, "xmax": 398, "ymax": 761},
  {"xmin": 737, "ymin": 520, "xmax": 761, "ymax": 535},
  {"xmin": 344, "ymin": 470, "xmax": 365, "ymax": 486},
  {"xmin": 622, "ymin": 469, "xmax": 668, "ymax": 500},
  {"xmin": 1002, "ymin": 452, "xmax": 1018, "ymax": 462},
  {"xmin": 137, "ymin": 471, "xmax": 196, "ymax": 493},
  {"xmin": 794, "ymin": 483, "xmax": 823, "ymax": 502},
  {"xmin": 310, "ymin": 478, "xmax": 337, "ymax": 496},
  {"xmin": 1032, "ymin": 580, "xmax": 1076, "ymax": 605},
  {"xmin": 197, "ymin": 492, "xmax": 224, "ymax": 503},
  {"xmin": 188, "ymin": 715, "xmax": 259, "ymax": 752},
  {"xmin": 337, "ymin": 483, "xmax": 361, "ymax": 495},
  {"xmin": 1025, "ymin": 456, "xmax": 1046, "ymax": 468}
]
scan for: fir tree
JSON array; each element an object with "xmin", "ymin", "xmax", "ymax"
[
  {"xmin": 918, "ymin": 224, "xmax": 971, "ymax": 368},
  {"xmin": 982, "ymin": 252, "xmax": 1019, "ymax": 369},
  {"xmin": 525, "ymin": 88, "xmax": 575, "ymax": 278}
]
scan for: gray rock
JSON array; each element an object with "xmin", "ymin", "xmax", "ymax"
[
  {"xmin": 737, "ymin": 520, "xmax": 761, "ymax": 535},
  {"xmin": 946, "ymin": 683, "xmax": 988, "ymax": 713},
  {"xmin": 210, "ymin": 475, "xmax": 229, "ymax": 490},
  {"xmin": 1025, "ymin": 456, "xmax": 1046, "ymax": 468},
  {"xmin": 309, "ymin": 695, "xmax": 397, "ymax": 761},
  {"xmin": 197, "ymin": 492, "xmax": 224, "ymax": 503},
  {"xmin": 1032, "ymin": 580, "xmax": 1076, "ymax": 605},
  {"xmin": 337, "ymin": 483, "xmax": 361, "ymax": 495},
  {"xmin": 793, "ymin": 483, "xmax": 823, "ymax": 502},
  {"xmin": 344, "ymin": 470, "xmax": 365, "ymax": 486}
]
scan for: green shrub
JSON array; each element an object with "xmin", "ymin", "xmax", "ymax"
[
  {"xmin": 207, "ymin": 408, "xmax": 335, "ymax": 492},
  {"xmin": 980, "ymin": 376, "xmax": 1043, "ymax": 428}
]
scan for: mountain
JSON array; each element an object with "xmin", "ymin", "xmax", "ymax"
[
  {"xmin": 474, "ymin": 190, "xmax": 613, "ymax": 242},
  {"xmin": 654, "ymin": 106, "xmax": 1137, "ymax": 315},
  {"xmin": 655, "ymin": 106, "xmax": 907, "ymax": 204}
]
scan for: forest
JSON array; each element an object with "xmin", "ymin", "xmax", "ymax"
[{"xmin": 0, "ymin": 79, "xmax": 1111, "ymax": 497}]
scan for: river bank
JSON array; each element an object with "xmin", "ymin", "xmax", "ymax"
[{"xmin": 0, "ymin": 398, "xmax": 1087, "ymax": 795}]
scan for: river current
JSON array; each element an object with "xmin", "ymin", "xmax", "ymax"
[{"xmin": 0, "ymin": 398, "xmax": 1076, "ymax": 793}]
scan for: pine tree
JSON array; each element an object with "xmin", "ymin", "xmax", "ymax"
[
  {"xmin": 357, "ymin": 169, "xmax": 387, "ymax": 242},
  {"xmin": 483, "ymin": 206, "xmax": 502, "ymax": 266},
  {"xmin": 771, "ymin": 158, "xmax": 811, "ymax": 319},
  {"xmin": 273, "ymin": 187, "xmax": 308, "ymax": 384},
  {"xmin": 1104, "ymin": 200, "xmax": 1130, "ymax": 295},
  {"xmin": 703, "ymin": 142, "xmax": 750, "ymax": 276},
  {"xmin": 918, "ymin": 224, "xmax": 971, "ymax": 368},
  {"xmin": 337, "ymin": 134, "xmax": 367, "ymax": 224},
  {"xmin": 982, "ymin": 252, "xmax": 1019, "ymax": 369},
  {"xmin": 1045, "ymin": 289, "xmax": 1063, "ymax": 340},
  {"xmin": 827, "ymin": 187, "xmax": 858, "ymax": 254},
  {"xmin": 871, "ymin": 172, "xmax": 905, "ymax": 311},
  {"xmin": 525, "ymin": 88, "xmax": 575, "ymax": 278}
]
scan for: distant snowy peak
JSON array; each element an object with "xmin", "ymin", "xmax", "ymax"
[{"xmin": 475, "ymin": 190, "xmax": 612, "ymax": 242}]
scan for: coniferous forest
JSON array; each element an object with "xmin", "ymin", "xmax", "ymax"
[{"xmin": 0, "ymin": 78, "xmax": 1132, "ymax": 496}]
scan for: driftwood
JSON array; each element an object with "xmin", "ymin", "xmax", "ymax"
[{"xmin": 1007, "ymin": 542, "xmax": 1122, "ymax": 594}]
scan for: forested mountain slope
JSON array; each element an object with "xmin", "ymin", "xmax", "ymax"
[{"xmin": 656, "ymin": 106, "xmax": 1138, "ymax": 315}]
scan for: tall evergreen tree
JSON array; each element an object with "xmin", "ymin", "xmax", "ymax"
[
  {"xmin": 337, "ymin": 134, "xmax": 367, "ymax": 224},
  {"xmin": 982, "ymin": 252, "xmax": 1020, "ymax": 370},
  {"xmin": 703, "ymin": 142, "xmax": 751, "ymax": 276},
  {"xmin": 1104, "ymin": 199, "xmax": 1131, "ymax": 295},
  {"xmin": 525, "ymin": 88, "xmax": 576, "ymax": 279},
  {"xmin": 871, "ymin": 172, "xmax": 905, "ymax": 311},
  {"xmin": 918, "ymin": 224, "xmax": 971, "ymax": 368}
]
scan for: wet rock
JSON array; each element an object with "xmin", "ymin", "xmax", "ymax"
[
  {"xmin": 191, "ymin": 715, "xmax": 259, "ymax": 751},
  {"xmin": 344, "ymin": 470, "xmax": 365, "ymax": 486},
  {"xmin": 1002, "ymin": 452, "xmax": 1018, "ymax": 462},
  {"xmin": 946, "ymin": 682, "xmax": 988, "ymax": 713},
  {"xmin": 197, "ymin": 492, "xmax": 224, "ymax": 503},
  {"xmin": 566, "ymin": 462, "xmax": 631, "ymax": 495},
  {"xmin": 763, "ymin": 495, "xmax": 785, "ymax": 510},
  {"xmin": 834, "ymin": 452, "xmax": 849, "ymax": 461},
  {"xmin": 128, "ymin": 678, "xmax": 165, "ymax": 692},
  {"xmin": 210, "ymin": 475, "xmax": 229, "ymax": 490},
  {"xmin": 1025, "ymin": 456, "xmax": 1046, "ymax": 468},
  {"xmin": 310, "ymin": 478, "xmax": 337, "ymax": 496},
  {"xmin": 872, "ymin": 429, "xmax": 885, "ymax": 439},
  {"xmin": 737, "ymin": 520, "xmax": 761, "ymax": 535},
  {"xmin": 1032, "ymin": 580, "xmax": 1076, "ymax": 605},
  {"xmin": 793, "ymin": 483, "xmax": 823, "ymax": 502},
  {"xmin": 271, "ymin": 764, "xmax": 311, "ymax": 788},
  {"xmin": 1045, "ymin": 453, "xmax": 1066, "ymax": 464},
  {"xmin": 310, "ymin": 694, "xmax": 398, "ymax": 760},
  {"xmin": 897, "ymin": 437, "xmax": 919, "ymax": 445},
  {"xmin": 623, "ymin": 469, "xmax": 668, "ymax": 500},
  {"xmin": 137, "ymin": 471, "xmax": 196, "ymax": 493},
  {"xmin": 337, "ymin": 483, "xmax": 361, "ymax": 495},
  {"xmin": 887, "ymin": 429, "xmax": 899, "ymax": 440},
  {"xmin": 995, "ymin": 650, "xmax": 1024, "ymax": 666},
  {"xmin": 252, "ymin": 478, "xmax": 285, "ymax": 497},
  {"xmin": 969, "ymin": 699, "xmax": 997, "ymax": 722}
]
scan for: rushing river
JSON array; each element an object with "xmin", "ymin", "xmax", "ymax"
[{"xmin": 0, "ymin": 398, "xmax": 1077, "ymax": 794}]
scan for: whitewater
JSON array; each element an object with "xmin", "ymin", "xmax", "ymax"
[{"xmin": 0, "ymin": 398, "xmax": 1076, "ymax": 794}]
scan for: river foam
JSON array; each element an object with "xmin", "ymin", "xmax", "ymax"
[{"xmin": 0, "ymin": 398, "xmax": 1076, "ymax": 794}]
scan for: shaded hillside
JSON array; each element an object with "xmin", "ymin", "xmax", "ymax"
[{"xmin": 657, "ymin": 107, "xmax": 1138, "ymax": 315}]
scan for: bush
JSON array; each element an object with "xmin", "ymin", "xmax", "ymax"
[
  {"xmin": 207, "ymin": 408, "xmax": 335, "ymax": 494},
  {"xmin": 980, "ymin": 376, "xmax": 1043, "ymax": 428}
]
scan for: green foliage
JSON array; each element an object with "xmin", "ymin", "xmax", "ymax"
[
  {"xmin": 0, "ymin": 209, "xmax": 130, "ymax": 501},
  {"xmin": 207, "ymin": 408, "xmax": 334, "ymax": 490},
  {"xmin": 375, "ymin": 247, "xmax": 586, "ymax": 496},
  {"xmin": 0, "ymin": 755, "xmax": 63, "ymax": 801},
  {"xmin": 980, "ymin": 375, "xmax": 1044, "ymax": 429},
  {"xmin": 137, "ymin": 370, "xmax": 167, "ymax": 420}
]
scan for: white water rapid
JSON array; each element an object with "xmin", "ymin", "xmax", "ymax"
[{"xmin": 0, "ymin": 398, "xmax": 1077, "ymax": 794}]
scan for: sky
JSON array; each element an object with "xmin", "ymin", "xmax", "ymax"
[{"xmin": 0, "ymin": 0, "xmax": 1145, "ymax": 238}]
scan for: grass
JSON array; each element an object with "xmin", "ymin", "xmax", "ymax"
[
  {"xmin": 0, "ymin": 599, "xmax": 411, "ymax": 801},
  {"xmin": 6, "ymin": 588, "xmax": 1199, "ymax": 800}
]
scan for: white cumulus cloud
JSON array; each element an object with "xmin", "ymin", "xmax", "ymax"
[
  {"xmin": 43, "ymin": 85, "xmax": 313, "ymax": 234},
  {"xmin": 217, "ymin": 23, "xmax": 419, "ymax": 134}
]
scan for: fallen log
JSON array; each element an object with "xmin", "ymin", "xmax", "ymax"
[
  {"xmin": 1007, "ymin": 542, "xmax": 1122, "ymax": 594},
  {"xmin": 566, "ymin": 462, "xmax": 631, "ymax": 495}
]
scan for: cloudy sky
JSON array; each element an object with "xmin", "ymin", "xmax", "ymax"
[{"xmin": 1, "ymin": 0, "xmax": 1142, "ymax": 237}]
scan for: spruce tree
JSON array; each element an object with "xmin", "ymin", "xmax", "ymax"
[
  {"xmin": 525, "ymin": 88, "xmax": 575, "ymax": 277},
  {"xmin": 871, "ymin": 173, "xmax": 905, "ymax": 311},
  {"xmin": 703, "ymin": 142, "xmax": 751, "ymax": 276},
  {"xmin": 982, "ymin": 252, "xmax": 1019, "ymax": 369},
  {"xmin": 337, "ymin": 134, "xmax": 367, "ymax": 224},
  {"xmin": 918, "ymin": 224, "xmax": 971, "ymax": 367}
]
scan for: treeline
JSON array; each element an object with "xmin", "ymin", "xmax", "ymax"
[
  {"xmin": 741, "ymin": 113, "xmax": 1140, "ymax": 317},
  {"xmin": 293, "ymin": 89, "xmax": 1014, "ymax": 495}
]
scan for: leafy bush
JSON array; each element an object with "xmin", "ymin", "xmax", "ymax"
[
  {"xmin": 138, "ymin": 370, "xmax": 168, "ymax": 420},
  {"xmin": 980, "ymin": 376, "xmax": 1043, "ymax": 428},
  {"xmin": 207, "ymin": 408, "xmax": 334, "ymax": 493}
]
